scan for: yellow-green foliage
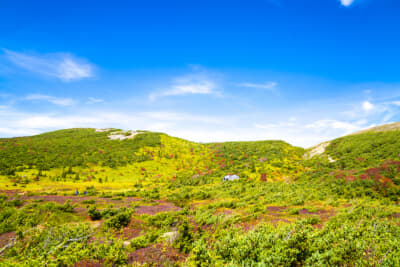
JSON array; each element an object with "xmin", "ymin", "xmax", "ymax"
[{"xmin": 0, "ymin": 129, "xmax": 304, "ymax": 192}]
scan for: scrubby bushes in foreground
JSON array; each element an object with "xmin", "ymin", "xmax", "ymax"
[{"xmin": 189, "ymin": 206, "xmax": 400, "ymax": 266}]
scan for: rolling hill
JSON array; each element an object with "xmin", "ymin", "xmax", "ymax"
[{"xmin": 0, "ymin": 128, "xmax": 305, "ymax": 192}]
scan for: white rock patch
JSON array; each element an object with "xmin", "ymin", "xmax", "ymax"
[
  {"xmin": 108, "ymin": 131, "xmax": 140, "ymax": 140},
  {"xmin": 95, "ymin": 128, "xmax": 143, "ymax": 140}
]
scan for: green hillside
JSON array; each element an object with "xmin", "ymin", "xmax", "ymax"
[
  {"xmin": 1, "ymin": 126, "xmax": 400, "ymax": 266},
  {"xmin": 303, "ymin": 128, "xmax": 400, "ymax": 201},
  {"xmin": 0, "ymin": 128, "xmax": 161, "ymax": 174},
  {"xmin": 0, "ymin": 128, "xmax": 304, "ymax": 191}
]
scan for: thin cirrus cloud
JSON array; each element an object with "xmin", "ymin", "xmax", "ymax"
[
  {"xmin": 149, "ymin": 74, "xmax": 218, "ymax": 100},
  {"xmin": 87, "ymin": 97, "xmax": 104, "ymax": 104},
  {"xmin": 237, "ymin": 82, "xmax": 277, "ymax": 90},
  {"xmin": 340, "ymin": 0, "xmax": 355, "ymax": 7},
  {"xmin": 3, "ymin": 49, "xmax": 94, "ymax": 82},
  {"xmin": 25, "ymin": 94, "xmax": 75, "ymax": 106},
  {"xmin": 304, "ymin": 119, "xmax": 366, "ymax": 133}
]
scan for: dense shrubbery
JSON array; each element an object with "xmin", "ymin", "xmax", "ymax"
[
  {"xmin": 105, "ymin": 210, "xmax": 132, "ymax": 229},
  {"xmin": 326, "ymin": 131, "xmax": 400, "ymax": 170},
  {"xmin": 2, "ymin": 223, "xmax": 127, "ymax": 266},
  {"xmin": 189, "ymin": 208, "xmax": 400, "ymax": 266},
  {"xmin": 88, "ymin": 206, "xmax": 133, "ymax": 229},
  {"xmin": 0, "ymin": 199, "xmax": 78, "ymax": 235}
]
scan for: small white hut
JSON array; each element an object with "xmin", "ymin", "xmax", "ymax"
[{"xmin": 223, "ymin": 174, "xmax": 240, "ymax": 181}]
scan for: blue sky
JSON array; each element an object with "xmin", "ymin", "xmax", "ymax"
[{"xmin": 0, "ymin": 0, "xmax": 400, "ymax": 147}]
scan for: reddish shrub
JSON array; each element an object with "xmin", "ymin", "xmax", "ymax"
[
  {"xmin": 366, "ymin": 167, "xmax": 381, "ymax": 177},
  {"xmin": 345, "ymin": 175, "xmax": 356, "ymax": 182},
  {"xmin": 335, "ymin": 172, "xmax": 344, "ymax": 179}
]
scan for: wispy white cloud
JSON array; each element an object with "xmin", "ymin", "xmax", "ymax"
[
  {"xmin": 340, "ymin": 0, "xmax": 355, "ymax": 7},
  {"xmin": 362, "ymin": 101, "xmax": 374, "ymax": 111},
  {"xmin": 343, "ymin": 100, "xmax": 385, "ymax": 119},
  {"xmin": 87, "ymin": 97, "xmax": 104, "ymax": 104},
  {"xmin": 391, "ymin": 101, "xmax": 400, "ymax": 106},
  {"xmin": 3, "ymin": 49, "xmax": 94, "ymax": 82},
  {"xmin": 149, "ymin": 73, "xmax": 219, "ymax": 100},
  {"xmin": 2, "ymin": 77, "xmax": 400, "ymax": 148},
  {"xmin": 237, "ymin": 82, "xmax": 277, "ymax": 90},
  {"xmin": 25, "ymin": 94, "xmax": 75, "ymax": 106},
  {"xmin": 305, "ymin": 119, "xmax": 366, "ymax": 133}
]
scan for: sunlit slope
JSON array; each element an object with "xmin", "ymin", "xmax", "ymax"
[
  {"xmin": 0, "ymin": 128, "xmax": 162, "ymax": 174},
  {"xmin": 0, "ymin": 128, "xmax": 216, "ymax": 188},
  {"xmin": 0, "ymin": 128, "xmax": 305, "ymax": 190}
]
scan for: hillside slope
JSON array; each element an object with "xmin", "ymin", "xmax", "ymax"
[
  {"xmin": 0, "ymin": 128, "xmax": 304, "ymax": 191},
  {"xmin": 303, "ymin": 124, "xmax": 400, "ymax": 200},
  {"xmin": 305, "ymin": 123, "xmax": 400, "ymax": 169}
]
